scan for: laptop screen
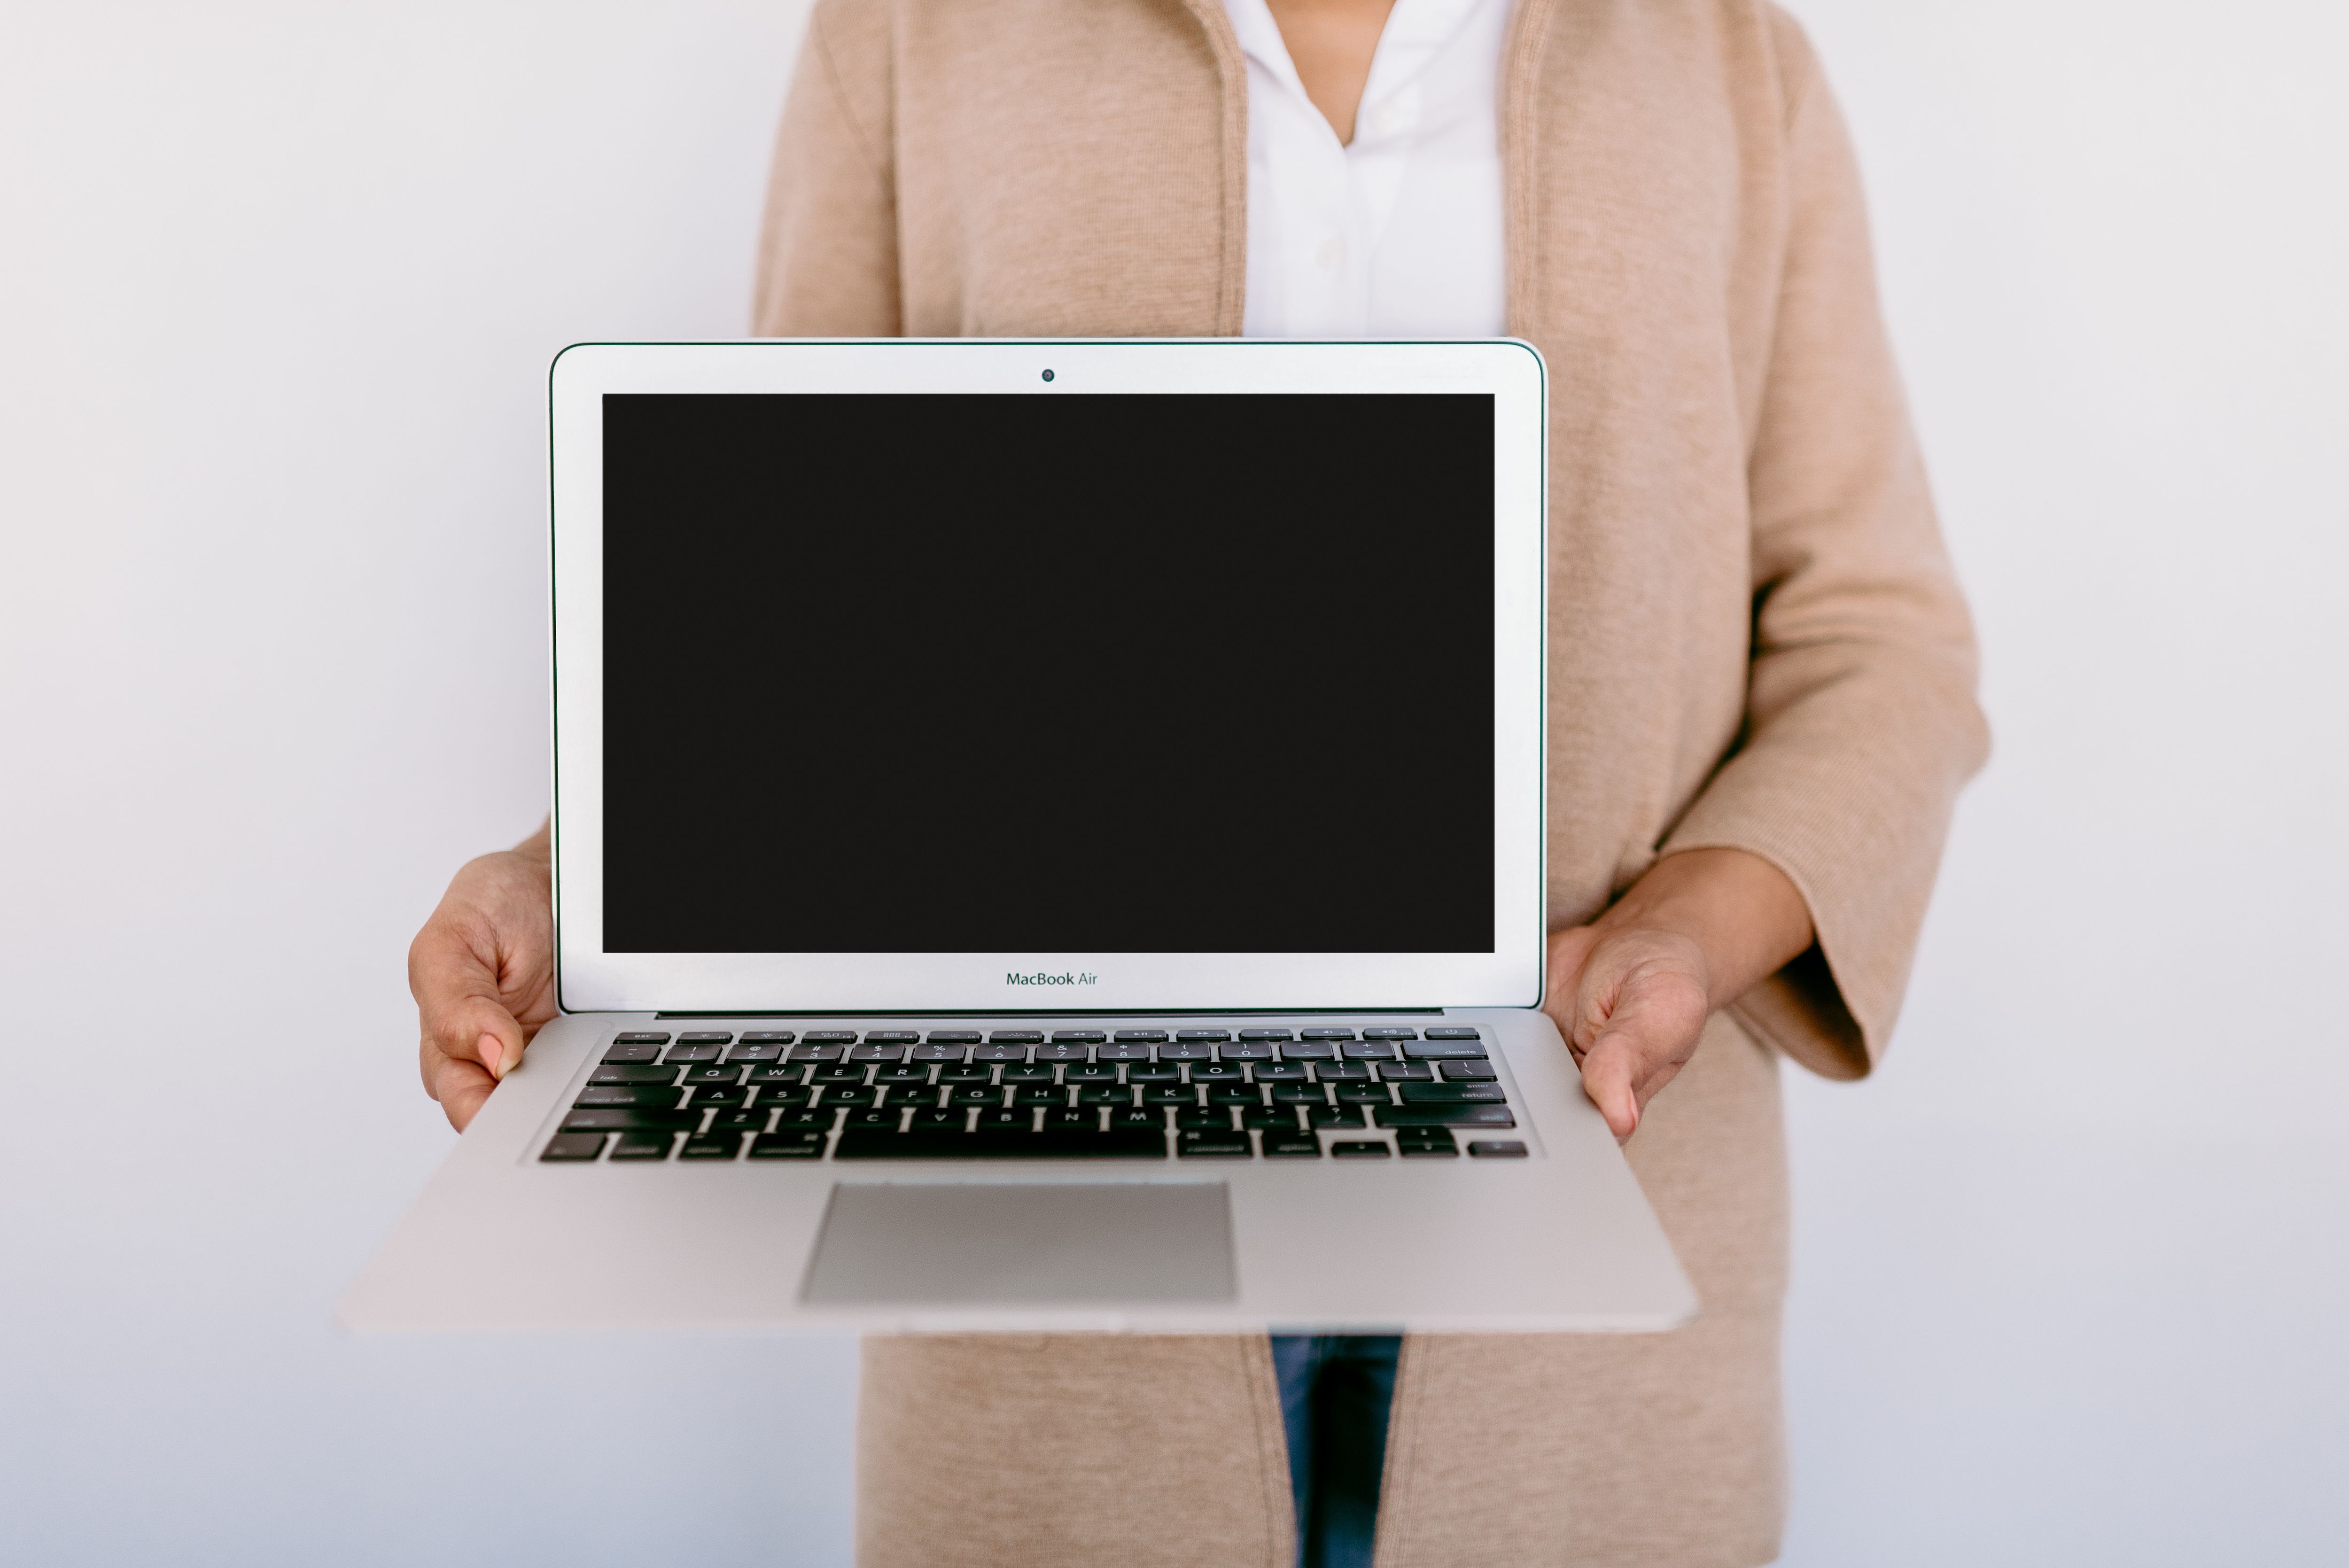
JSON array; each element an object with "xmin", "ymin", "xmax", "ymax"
[{"xmin": 599, "ymin": 392, "xmax": 1495, "ymax": 955}]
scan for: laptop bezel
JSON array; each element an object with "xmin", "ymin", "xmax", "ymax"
[{"xmin": 547, "ymin": 338, "xmax": 1546, "ymax": 1014}]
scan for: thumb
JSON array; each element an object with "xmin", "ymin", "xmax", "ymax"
[{"xmin": 1577, "ymin": 1025, "xmax": 1643, "ymax": 1141}]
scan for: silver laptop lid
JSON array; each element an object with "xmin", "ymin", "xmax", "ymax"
[{"xmin": 548, "ymin": 339, "xmax": 1546, "ymax": 1013}]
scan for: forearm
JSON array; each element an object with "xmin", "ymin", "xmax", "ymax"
[{"xmin": 1592, "ymin": 848, "xmax": 1812, "ymax": 1009}]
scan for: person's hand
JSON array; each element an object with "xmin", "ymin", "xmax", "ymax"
[
  {"xmin": 1543, "ymin": 848, "xmax": 1814, "ymax": 1141},
  {"xmin": 409, "ymin": 823, "xmax": 555, "ymax": 1131}
]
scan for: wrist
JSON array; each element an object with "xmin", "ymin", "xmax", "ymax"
[{"xmin": 1592, "ymin": 848, "xmax": 1812, "ymax": 1009}]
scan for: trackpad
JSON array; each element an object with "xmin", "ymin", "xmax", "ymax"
[{"xmin": 801, "ymin": 1182, "xmax": 1236, "ymax": 1304}]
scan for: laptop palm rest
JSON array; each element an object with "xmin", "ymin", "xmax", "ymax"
[{"xmin": 800, "ymin": 1182, "xmax": 1236, "ymax": 1304}]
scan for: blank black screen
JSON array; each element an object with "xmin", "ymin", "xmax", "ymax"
[{"xmin": 600, "ymin": 392, "xmax": 1493, "ymax": 952}]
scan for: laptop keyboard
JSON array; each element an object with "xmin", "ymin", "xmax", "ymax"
[{"xmin": 538, "ymin": 1027, "xmax": 1531, "ymax": 1163}]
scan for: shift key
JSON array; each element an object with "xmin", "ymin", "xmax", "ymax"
[
  {"xmin": 561, "ymin": 1109, "xmax": 699, "ymax": 1132},
  {"xmin": 1374, "ymin": 1104, "xmax": 1516, "ymax": 1129}
]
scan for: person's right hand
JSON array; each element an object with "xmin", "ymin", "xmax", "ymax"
[{"xmin": 409, "ymin": 823, "xmax": 556, "ymax": 1131}]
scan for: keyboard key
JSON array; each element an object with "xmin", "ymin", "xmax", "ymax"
[
  {"xmin": 1000, "ymin": 1063, "xmax": 1055, "ymax": 1083},
  {"xmin": 910, "ymin": 1107, "xmax": 965, "ymax": 1129},
  {"xmin": 1207, "ymin": 1085, "xmax": 1263, "ymax": 1106},
  {"xmin": 1076, "ymin": 1085, "xmax": 1132, "ymax": 1105},
  {"xmin": 844, "ymin": 1108, "xmax": 901, "ymax": 1130},
  {"xmin": 679, "ymin": 1065, "xmax": 744, "ymax": 1086},
  {"xmin": 1216, "ymin": 1043, "xmax": 1274, "ymax": 1061},
  {"xmin": 539, "ymin": 1133, "xmax": 604, "ymax": 1162},
  {"xmin": 1097, "ymin": 1043, "xmax": 1153, "ymax": 1061},
  {"xmin": 680, "ymin": 1135, "xmax": 742, "ymax": 1160},
  {"xmin": 1175, "ymin": 1108, "xmax": 1233, "ymax": 1130},
  {"xmin": 988, "ymin": 1031, "xmax": 1044, "ymax": 1044},
  {"xmin": 1112, "ymin": 1030, "xmax": 1168, "ymax": 1043},
  {"xmin": 789, "ymin": 1045, "xmax": 846, "ymax": 1062},
  {"xmin": 1360, "ymin": 1027, "xmax": 1418, "ymax": 1040},
  {"xmin": 849, "ymin": 1045, "xmax": 907, "ymax": 1063},
  {"xmin": 1237, "ymin": 1029, "xmax": 1291, "ymax": 1041},
  {"xmin": 1158, "ymin": 1042, "xmax": 1213, "ymax": 1062},
  {"xmin": 1042, "ymin": 1108, "xmax": 1097, "ymax": 1131},
  {"xmin": 936, "ymin": 1063, "xmax": 992, "ymax": 1083},
  {"xmin": 1271, "ymin": 1084, "xmax": 1328, "ymax": 1104},
  {"xmin": 589, "ymin": 1065, "xmax": 678, "ymax": 1085},
  {"xmin": 1034, "ymin": 1044, "xmax": 1089, "ymax": 1063},
  {"xmin": 874, "ymin": 1065, "xmax": 933, "ymax": 1083},
  {"xmin": 1174, "ymin": 1030, "xmax": 1229, "ymax": 1042},
  {"xmin": 1143, "ymin": 1086, "xmax": 1196, "ymax": 1106},
  {"xmin": 1277, "ymin": 1042, "xmax": 1337, "ymax": 1063},
  {"xmin": 864, "ymin": 1031, "xmax": 921, "ymax": 1043},
  {"xmin": 1374, "ymin": 1063, "xmax": 1435, "ymax": 1081},
  {"xmin": 1330, "ymin": 1141, "xmax": 1391, "ymax": 1159},
  {"xmin": 1242, "ymin": 1107, "xmax": 1300, "ymax": 1131},
  {"xmin": 688, "ymin": 1086, "xmax": 748, "ymax": 1107},
  {"xmin": 1250, "ymin": 1063, "xmax": 1308, "ymax": 1082},
  {"xmin": 1190, "ymin": 1063, "xmax": 1247, "ymax": 1083},
  {"xmin": 1177, "ymin": 1132, "xmax": 1249, "ymax": 1158},
  {"xmin": 1335, "ymin": 1085, "xmax": 1393, "ymax": 1105},
  {"xmin": 613, "ymin": 1032, "xmax": 671, "ymax": 1045},
  {"xmin": 740, "ymin": 1030, "xmax": 797, "ymax": 1044},
  {"xmin": 1011, "ymin": 1087, "xmax": 1065, "ymax": 1107},
  {"xmin": 608, "ymin": 1131, "xmax": 674, "ymax": 1160},
  {"xmin": 1126, "ymin": 1064, "xmax": 1183, "ymax": 1084},
  {"xmin": 1341, "ymin": 1042, "xmax": 1397, "ymax": 1060},
  {"xmin": 1396, "ymin": 1138, "xmax": 1460, "ymax": 1158},
  {"xmin": 575, "ymin": 1087, "xmax": 684, "ymax": 1109},
  {"xmin": 1050, "ymin": 1031, "xmax": 1106, "ymax": 1044},
  {"xmin": 803, "ymin": 1030, "xmax": 859, "ymax": 1043},
  {"xmin": 1467, "ymin": 1140, "xmax": 1530, "ymax": 1158},
  {"xmin": 1424, "ymin": 1027, "xmax": 1483, "ymax": 1040},
  {"xmin": 748, "ymin": 1132, "xmax": 825, "ymax": 1158},
  {"xmin": 1441, "ymin": 1060, "xmax": 1499, "ymax": 1081},
  {"xmin": 1314, "ymin": 1063, "xmax": 1370, "ymax": 1082},
  {"xmin": 1375, "ymin": 1105, "xmax": 1517, "ymax": 1128},
  {"xmin": 678, "ymin": 1031, "xmax": 733, "ymax": 1043},
  {"xmin": 754, "ymin": 1086, "xmax": 814, "ymax": 1109},
  {"xmin": 911, "ymin": 1044, "xmax": 969, "ymax": 1063},
  {"xmin": 600, "ymin": 1044, "xmax": 662, "ymax": 1064},
  {"xmin": 1308, "ymin": 1105, "xmax": 1366, "ymax": 1129},
  {"xmin": 812, "ymin": 1064, "xmax": 866, "ymax": 1083},
  {"xmin": 972, "ymin": 1044, "xmax": 1028, "ymax": 1063},
  {"xmin": 1108, "ymin": 1107, "xmax": 1165, "ymax": 1131},
  {"xmin": 1064, "ymin": 1063, "xmax": 1120, "ymax": 1082},
  {"xmin": 833, "ymin": 1128, "xmax": 1165, "ymax": 1159},
  {"xmin": 1262, "ymin": 1136, "xmax": 1322, "ymax": 1158},
  {"xmin": 744, "ymin": 1064, "xmax": 805, "ymax": 1086},
  {"xmin": 773, "ymin": 1108, "xmax": 835, "ymax": 1130},
  {"xmin": 948, "ymin": 1087, "xmax": 1001, "ymax": 1107},
  {"xmin": 664, "ymin": 1044, "xmax": 724, "ymax": 1063},
  {"xmin": 706, "ymin": 1109, "xmax": 768, "ymax": 1134},
  {"xmin": 1299, "ymin": 1027, "xmax": 1356, "ymax": 1040},
  {"xmin": 822, "ymin": 1086, "xmax": 879, "ymax": 1107},
  {"xmin": 1399, "ymin": 1082, "xmax": 1507, "ymax": 1103},
  {"xmin": 725, "ymin": 1044, "xmax": 784, "ymax": 1063},
  {"xmin": 924, "ymin": 1031, "xmax": 983, "ymax": 1044},
  {"xmin": 562, "ymin": 1109, "xmax": 697, "ymax": 1132},
  {"xmin": 974, "ymin": 1109, "xmax": 1029, "ymax": 1132},
  {"xmin": 1402, "ymin": 1042, "xmax": 1491, "ymax": 1060}
]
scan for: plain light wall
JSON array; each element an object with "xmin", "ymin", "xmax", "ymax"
[{"xmin": 0, "ymin": 2, "xmax": 2341, "ymax": 1564}]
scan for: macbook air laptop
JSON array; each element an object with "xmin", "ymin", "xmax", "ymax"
[{"xmin": 340, "ymin": 339, "xmax": 1696, "ymax": 1333}]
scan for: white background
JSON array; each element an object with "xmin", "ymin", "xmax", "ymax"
[{"xmin": 1, "ymin": 1, "xmax": 2342, "ymax": 1562}]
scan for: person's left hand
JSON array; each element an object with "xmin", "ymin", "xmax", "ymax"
[
  {"xmin": 1542, "ymin": 922, "xmax": 1712, "ymax": 1141},
  {"xmin": 1541, "ymin": 847, "xmax": 1815, "ymax": 1142}
]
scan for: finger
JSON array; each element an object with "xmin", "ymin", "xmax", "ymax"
[
  {"xmin": 426, "ymin": 1051, "xmax": 497, "ymax": 1132},
  {"xmin": 1577, "ymin": 1028, "xmax": 1644, "ymax": 1141},
  {"xmin": 411, "ymin": 922, "xmax": 529, "ymax": 1080}
]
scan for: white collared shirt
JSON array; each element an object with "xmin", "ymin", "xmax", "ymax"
[{"xmin": 1226, "ymin": 0, "xmax": 1509, "ymax": 339}]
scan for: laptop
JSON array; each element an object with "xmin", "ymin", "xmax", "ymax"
[{"xmin": 340, "ymin": 339, "xmax": 1696, "ymax": 1333}]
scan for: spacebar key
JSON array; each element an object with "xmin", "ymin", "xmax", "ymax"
[{"xmin": 834, "ymin": 1128, "xmax": 1167, "ymax": 1159}]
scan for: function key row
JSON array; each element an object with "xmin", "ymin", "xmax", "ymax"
[
  {"xmin": 612, "ymin": 1027, "xmax": 1479, "ymax": 1046},
  {"xmin": 603, "ymin": 1035, "xmax": 1486, "ymax": 1068}
]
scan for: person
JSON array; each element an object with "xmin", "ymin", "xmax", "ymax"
[{"xmin": 410, "ymin": 0, "xmax": 1987, "ymax": 1562}]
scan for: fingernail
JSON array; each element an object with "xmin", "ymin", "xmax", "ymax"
[{"xmin": 481, "ymin": 1034, "xmax": 507, "ymax": 1079}]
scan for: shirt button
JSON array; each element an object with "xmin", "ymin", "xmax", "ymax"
[{"xmin": 1315, "ymin": 236, "xmax": 1345, "ymax": 271}]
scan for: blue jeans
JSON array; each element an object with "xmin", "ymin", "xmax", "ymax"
[{"xmin": 1270, "ymin": 1334, "xmax": 1403, "ymax": 1568}]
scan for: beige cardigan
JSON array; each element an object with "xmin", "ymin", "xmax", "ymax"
[{"xmin": 754, "ymin": 2, "xmax": 1987, "ymax": 1562}]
